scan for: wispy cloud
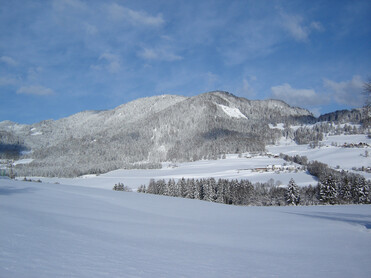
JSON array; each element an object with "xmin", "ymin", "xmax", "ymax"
[
  {"xmin": 310, "ymin": 21, "xmax": 324, "ymax": 32},
  {"xmin": 138, "ymin": 47, "xmax": 182, "ymax": 62},
  {"xmin": 280, "ymin": 13, "xmax": 308, "ymax": 41},
  {"xmin": 280, "ymin": 12, "xmax": 323, "ymax": 42},
  {"xmin": 238, "ymin": 78, "xmax": 256, "ymax": 99},
  {"xmin": 52, "ymin": 0, "xmax": 87, "ymax": 12},
  {"xmin": 91, "ymin": 53, "xmax": 121, "ymax": 73},
  {"xmin": 83, "ymin": 23, "xmax": 97, "ymax": 35},
  {"xmin": 271, "ymin": 83, "xmax": 328, "ymax": 106},
  {"xmin": 0, "ymin": 56, "xmax": 18, "ymax": 67},
  {"xmin": 0, "ymin": 76, "xmax": 19, "ymax": 86},
  {"xmin": 323, "ymin": 75, "xmax": 364, "ymax": 107},
  {"xmin": 106, "ymin": 3, "xmax": 164, "ymax": 27},
  {"xmin": 17, "ymin": 85, "xmax": 55, "ymax": 96},
  {"xmin": 0, "ymin": 0, "xmax": 369, "ymax": 123}
]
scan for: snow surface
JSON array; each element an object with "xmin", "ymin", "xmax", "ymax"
[
  {"xmin": 12, "ymin": 158, "xmax": 34, "ymax": 166},
  {"xmin": 268, "ymin": 134, "xmax": 371, "ymax": 179},
  {"xmin": 269, "ymin": 123, "xmax": 285, "ymax": 130},
  {"xmin": 1, "ymin": 179, "xmax": 370, "ymax": 278},
  {"xmin": 35, "ymin": 155, "xmax": 317, "ymax": 190},
  {"xmin": 14, "ymin": 134, "xmax": 371, "ymax": 190},
  {"xmin": 31, "ymin": 131, "xmax": 43, "ymax": 136},
  {"xmin": 218, "ymin": 104, "xmax": 247, "ymax": 119}
]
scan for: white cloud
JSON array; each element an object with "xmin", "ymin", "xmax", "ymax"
[
  {"xmin": 0, "ymin": 76, "xmax": 19, "ymax": 86},
  {"xmin": 100, "ymin": 53, "xmax": 121, "ymax": 73},
  {"xmin": 83, "ymin": 23, "xmax": 97, "ymax": 35},
  {"xmin": 281, "ymin": 13, "xmax": 308, "ymax": 41},
  {"xmin": 17, "ymin": 85, "xmax": 54, "ymax": 96},
  {"xmin": 91, "ymin": 53, "xmax": 121, "ymax": 73},
  {"xmin": 0, "ymin": 56, "xmax": 18, "ymax": 66},
  {"xmin": 271, "ymin": 83, "xmax": 327, "ymax": 107},
  {"xmin": 107, "ymin": 3, "xmax": 164, "ymax": 27},
  {"xmin": 53, "ymin": 0, "xmax": 87, "ymax": 11},
  {"xmin": 204, "ymin": 72, "xmax": 219, "ymax": 90},
  {"xmin": 323, "ymin": 75, "xmax": 364, "ymax": 107},
  {"xmin": 280, "ymin": 12, "xmax": 323, "ymax": 42},
  {"xmin": 309, "ymin": 107, "xmax": 322, "ymax": 117},
  {"xmin": 27, "ymin": 67, "xmax": 43, "ymax": 81},
  {"xmin": 310, "ymin": 21, "xmax": 324, "ymax": 32},
  {"xmin": 249, "ymin": 75, "xmax": 257, "ymax": 81},
  {"xmin": 240, "ymin": 78, "xmax": 256, "ymax": 99},
  {"xmin": 138, "ymin": 48, "xmax": 182, "ymax": 62}
]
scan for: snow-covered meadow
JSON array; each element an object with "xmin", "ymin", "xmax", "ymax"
[
  {"xmin": 267, "ymin": 134, "xmax": 371, "ymax": 179},
  {"xmin": 28, "ymin": 134, "xmax": 370, "ymax": 191},
  {"xmin": 1, "ymin": 178, "xmax": 370, "ymax": 278},
  {"xmin": 1, "ymin": 133, "xmax": 371, "ymax": 277},
  {"xmin": 34, "ymin": 154, "xmax": 317, "ymax": 190}
]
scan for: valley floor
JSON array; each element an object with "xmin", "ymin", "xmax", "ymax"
[
  {"xmin": 31, "ymin": 134, "xmax": 370, "ymax": 191},
  {"xmin": 1, "ymin": 178, "xmax": 371, "ymax": 278},
  {"xmin": 35, "ymin": 154, "xmax": 318, "ymax": 190}
]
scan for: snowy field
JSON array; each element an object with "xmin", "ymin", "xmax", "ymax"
[
  {"xmin": 1, "ymin": 178, "xmax": 370, "ymax": 278},
  {"xmin": 267, "ymin": 134, "xmax": 371, "ymax": 180},
  {"xmin": 34, "ymin": 155, "xmax": 317, "ymax": 190},
  {"xmin": 29, "ymin": 134, "xmax": 370, "ymax": 190}
]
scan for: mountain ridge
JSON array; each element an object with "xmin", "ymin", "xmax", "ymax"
[{"xmin": 0, "ymin": 91, "xmax": 367, "ymax": 177}]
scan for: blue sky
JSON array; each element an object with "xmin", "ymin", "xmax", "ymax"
[{"xmin": 0, "ymin": 0, "xmax": 370, "ymax": 124}]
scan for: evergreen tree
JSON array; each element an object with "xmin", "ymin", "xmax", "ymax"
[
  {"xmin": 216, "ymin": 179, "xmax": 225, "ymax": 203},
  {"xmin": 137, "ymin": 185, "xmax": 146, "ymax": 193},
  {"xmin": 339, "ymin": 175, "xmax": 352, "ymax": 203},
  {"xmin": 319, "ymin": 175, "xmax": 338, "ymax": 205},
  {"xmin": 194, "ymin": 179, "xmax": 202, "ymax": 200},
  {"xmin": 147, "ymin": 179, "xmax": 156, "ymax": 194},
  {"xmin": 285, "ymin": 178, "xmax": 300, "ymax": 205},
  {"xmin": 167, "ymin": 179, "xmax": 177, "ymax": 197},
  {"xmin": 178, "ymin": 178, "xmax": 187, "ymax": 198},
  {"xmin": 209, "ymin": 178, "xmax": 217, "ymax": 202},
  {"xmin": 352, "ymin": 176, "xmax": 370, "ymax": 204},
  {"xmin": 186, "ymin": 178, "xmax": 196, "ymax": 199}
]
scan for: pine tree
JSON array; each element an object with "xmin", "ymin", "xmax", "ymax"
[
  {"xmin": 339, "ymin": 175, "xmax": 352, "ymax": 203},
  {"xmin": 216, "ymin": 179, "xmax": 225, "ymax": 203},
  {"xmin": 319, "ymin": 175, "xmax": 338, "ymax": 205},
  {"xmin": 354, "ymin": 177, "xmax": 370, "ymax": 204},
  {"xmin": 178, "ymin": 178, "xmax": 187, "ymax": 198},
  {"xmin": 285, "ymin": 178, "xmax": 300, "ymax": 205},
  {"xmin": 168, "ymin": 179, "xmax": 177, "ymax": 197},
  {"xmin": 147, "ymin": 179, "xmax": 156, "ymax": 194},
  {"xmin": 194, "ymin": 179, "xmax": 202, "ymax": 200},
  {"xmin": 208, "ymin": 178, "xmax": 217, "ymax": 202},
  {"xmin": 137, "ymin": 185, "xmax": 146, "ymax": 193},
  {"xmin": 186, "ymin": 178, "xmax": 196, "ymax": 199}
]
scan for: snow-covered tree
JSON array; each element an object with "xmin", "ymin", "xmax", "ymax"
[
  {"xmin": 285, "ymin": 178, "xmax": 300, "ymax": 205},
  {"xmin": 339, "ymin": 176, "xmax": 352, "ymax": 203},
  {"xmin": 351, "ymin": 176, "xmax": 370, "ymax": 204},
  {"xmin": 319, "ymin": 175, "xmax": 338, "ymax": 205}
]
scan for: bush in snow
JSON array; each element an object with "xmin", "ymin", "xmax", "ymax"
[{"xmin": 113, "ymin": 183, "xmax": 132, "ymax": 192}]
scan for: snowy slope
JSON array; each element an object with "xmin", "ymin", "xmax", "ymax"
[
  {"xmin": 1, "ymin": 179, "xmax": 370, "ymax": 278},
  {"xmin": 217, "ymin": 104, "xmax": 247, "ymax": 119},
  {"xmin": 268, "ymin": 134, "xmax": 371, "ymax": 179},
  {"xmin": 34, "ymin": 154, "xmax": 317, "ymax": 190}
]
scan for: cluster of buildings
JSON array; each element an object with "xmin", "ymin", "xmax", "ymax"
[{"xmin": 252, "ymin": 164, "xmax": 304, "ymax": 173}]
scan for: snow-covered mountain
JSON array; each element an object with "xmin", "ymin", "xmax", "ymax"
[{"xmin": 0, "ymin": 91, "xmax": 367, "ymax": 177}]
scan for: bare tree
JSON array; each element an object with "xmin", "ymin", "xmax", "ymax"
[
  {"xmin": 364, "ymin": 79, "xmax": 371, "ymax": 108},
  {"xmin": 363, "ymin": 79, "xmax": 371, "ymax": 131}
]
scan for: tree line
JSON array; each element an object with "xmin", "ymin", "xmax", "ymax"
[
  {"xmin": 137, "ymin": 175, "xmax": 370, "ymax": 206},
  {"xmin": 281, "ymin": 154, "xmax": 370, "ymax": 205}
]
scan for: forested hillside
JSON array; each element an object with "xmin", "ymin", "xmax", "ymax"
[{"xmin": 0, "ymin": 91, "xmax": 368, "ymax": 177}]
